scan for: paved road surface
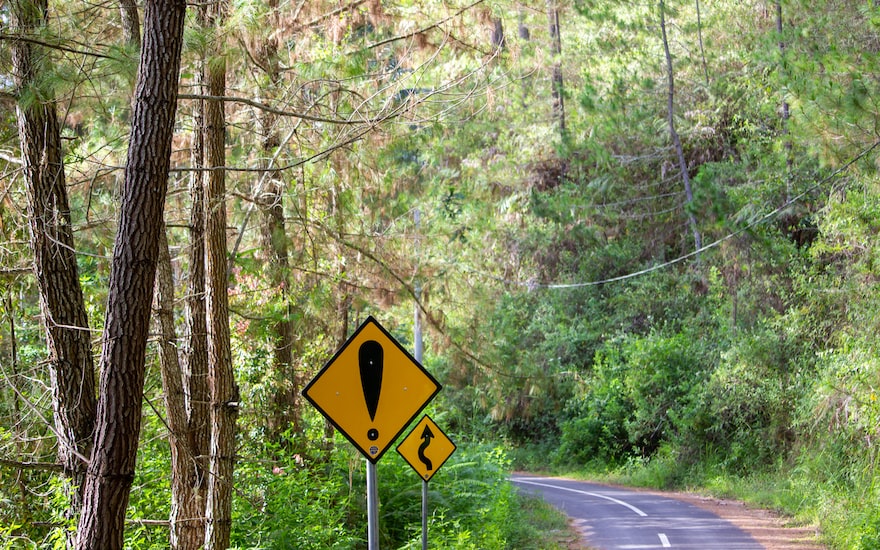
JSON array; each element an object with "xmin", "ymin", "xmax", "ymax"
[{"xmin": 511, "ymin": 475, "xmax": 763, "ymax": 549}]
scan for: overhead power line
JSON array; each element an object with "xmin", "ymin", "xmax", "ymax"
[{"xmin": 528, "ymin": 140, "xmax": 880, "ymax": 290}]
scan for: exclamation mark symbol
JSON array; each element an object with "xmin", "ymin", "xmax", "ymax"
[{"xmin": 359, "ymin": 340, "xmax": 383, "ymax": 443}]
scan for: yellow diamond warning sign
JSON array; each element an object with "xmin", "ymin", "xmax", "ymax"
[
  {"xmin": 303, "ymin": 316, "xmax": 441, "ymax": 463},
  {"xmin": 397, "ymin": 415, "xmax": 456, "ymax": 481}
]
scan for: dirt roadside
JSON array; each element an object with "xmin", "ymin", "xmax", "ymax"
[
  {"xmin": 554, "ymin": 484, "xmax": 827, "ymax": 550},
  {"xmin": 664, "ymin": 490, "xmax": 826, "ymax": 550}
]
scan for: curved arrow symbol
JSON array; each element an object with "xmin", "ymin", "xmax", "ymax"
[
  {"xmin": 359, "ymin": 340, "xmax": 383, "ymax": 422},
  {"xmin": 418, "ymin": 424, "xmax": 434, "ymax": 471}
]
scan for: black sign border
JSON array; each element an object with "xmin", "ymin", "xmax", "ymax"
[
  {"xmin": 302, "ymin": 315, "xmax": 442, "ymax": 463},
  {"xmin": 396, "ymin": 414, "xmax": 457, "ymax": 482}
]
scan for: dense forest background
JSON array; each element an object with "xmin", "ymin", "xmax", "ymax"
[{"xmin": 3, "ymin": 0, "xmax": 880, "ymax": 548}]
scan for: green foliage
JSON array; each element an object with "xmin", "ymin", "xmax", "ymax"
[
  {"xmin": 377, "ymin": 443, "xmax": 554, "ymax": 549},
  {"xmin": 556, "ymin": 374, "xmax": 633, "ymax": 466},
  {"xmin": 230, "ymin": 453, "xmax": 358, "ymax": 550},
  {"xmin": 8, "ymin": 0, "xmax": 880, "ymax": 548},
  {"xmin": 857, "ymin": 509, "xmax": 880, "ymax": 550},
  {"xmin": 125, "ymin": 410, "xmax": 172, "ymax": 550},
  {"xmin": 557, "ymin": 325, "xmax": 715, "ymax": 466},
  {"xmin": 685, "ymin": 325, "xmax": 801, "ymax": 471}
]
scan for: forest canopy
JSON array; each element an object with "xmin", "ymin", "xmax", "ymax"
[{"xmin": 3, "ymin": 0, "xmax": 880, "ymax": 548}]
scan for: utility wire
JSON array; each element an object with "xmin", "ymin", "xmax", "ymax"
[{"xmin": 522, "ymin": 140, "xmax": 880, "ymax": 290}]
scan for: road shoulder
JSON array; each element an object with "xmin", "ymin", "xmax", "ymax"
[
  {"xmin": 515, "ymin": 474, "xmax": 827, "ymax": 550},
  {"xmin": 661, "ymin": 489, "xmax": 826, "ymax": 550}
]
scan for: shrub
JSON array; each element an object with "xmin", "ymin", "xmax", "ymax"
[{"xmin": 231, "ymin": 450, "xmax": 359, "ymax": 550}]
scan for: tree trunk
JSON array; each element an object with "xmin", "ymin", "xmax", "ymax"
[
  {"xmin": 3, "ymin": 290, "xmax": 30, "ymax": 524},
  {"xmin": 182, "ymin": 4, "xmax": 211, "ymax": 547},
  {"xmin": 154, "ymin": 228, "xmax": 204, "ymax": 550},
  {"xmin": 75, "ymin": 1, "xmax": 187, "ymax": 549},
  {"xmin": 547, "ymin": 1, "xmax": 565, "ymax": 137},
  {"xmin": 119, "ymin": 0, "xmax": 141, "ymax": 50},
  {"xmin": 491, "ymin": 18, "xmax": 505, "ymax": 50},
  {"xmin": 518, "ymin": 10, "xmax": 529, "ymax": 40},
  {"xmin": 203, "ymin": 0, "xmax": 237, "ymax": 547},
  {"xmin": 11, "ymin": 0, "xmax": 97, "ymax": 536},
  {"xmin": 255, "ymin": 3, "xmax": 301, "ymax": 443},
  {"xmin": 659, "ymin": 0, "xmax": 702, "ymax": 257},
  {"xmin": 326, "ymin": 291, "xmax": 351, "ymax": 447},
  {"xmin": 518, "ymin": 10, "xmax": 531, "ymax": 107},
  {"xmin": 695, "ymin": 0, "xmax": 709, "ymax": 85},
  {"xmin": 259, "ymin": 178, "xmax": 300, "ymax": 441},
  {"xmin": 776, "ymin": 0, "xmax": 792, "ymax": 200}
]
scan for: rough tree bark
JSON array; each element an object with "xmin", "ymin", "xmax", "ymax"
[
  {"xmin": 75, "ymin": 1, "xmax": 187, "ymax": 549},
  {"xmin": 119, "ymin": 0, "xmax": 141, "ymax": 50},
  {"xmin": 180, "ymin": 4, "xmax": 211, "ymax": 547},
  {"xmin": 153, "ymin": 228, "xmax": 204, "ymax": 550},
  {"xmin": 491, "ymin": 17, "xmax": 505, "ymax": 50},
  {"xmin": 203, "ymin": 0, "xmax": 238, "ymax": 547},
  {"xmin": 11, "ymin": 0, "xmax": 97, "ymax": 536}
]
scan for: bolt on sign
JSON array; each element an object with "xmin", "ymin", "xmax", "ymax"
[
  {"xmin": 397, "ymin": 415, "xmax": 456, "ymax": 482},
  {"xmin": 303, "ymin": 316, "xmax": 441, "ymax": 463}
]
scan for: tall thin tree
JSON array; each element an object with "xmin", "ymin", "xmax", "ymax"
[
  {"xmin": 776, "ymin": 0, "xmax": 792, "ymax": 200},
  {"xmin": 547, "ymin": 0, "xmax": 565, "ymax": 137},
  {"xmin": 11, "ymin": 0, "xmax": 97, "ymax": 538},
  {"xmin": 254, "ymin": 0, "xmax": 301, "ymax": 442},
  {"xmin": 75, "ymin": 1, "xmax": 187, "ymax": 548},
  {"xmin": 153, "ymin": 227, "xmax": 205, "ymax": 550},
  {"xmin": 202, "ymin": 0, "xmax": 237, "ymax": 547},
  {"xmin": 659, "ymin": 0, "xmax": 702, "ymax": 257},
  {"xmin": 181, "ymin": 3, "xmax": 212, "ymax": 548},
  {"xmin": 695, "ymin": 0, "xmax": 709, "ymax": 85}
]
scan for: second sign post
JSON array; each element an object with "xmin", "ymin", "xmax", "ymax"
[{"xmin": 303, "ymin": 315, "xmax": 448, "ymax": 549}]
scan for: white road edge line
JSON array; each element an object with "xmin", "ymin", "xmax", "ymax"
[
  {"xmin": 658, "ymin": 533, "xmax": 671, "ymax": 547},
  {"xmin": 511, "ymin": 478, "xmax": 648, "ymax": 517}
]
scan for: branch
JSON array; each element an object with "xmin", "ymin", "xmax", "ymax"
[
  {"xmin": 0, "ymin": 458, "xmax": 65, "ymax": 472},
  {"xmin": 357, "ymin": 0, "xmax": 486, "ymax": 52},
  {"xmin": 0, "ymin": 34, "xmax": 116, "ymax": 60},
  {"xmin": 0, "ymin": 357, "xmax": 91, "ymax": 465},
  {"xmin": 0, "ymin": 151, "xmax": 22, "ymax": 165},
  {"xmin": 298, "ymin": 0, "xmax": 369, "ymax": 30},
  {"xmin": 323, "ymin": 224, "xmax": 523, "ymax": 380},
  {"xmin": 0, "ymin": 267, "xmax": 32, "ymax": 278},
  {"xmin": 177, "ymin": 94, "xmax": 381, "ymax": 125},
  {"xmin": 173, "ymin": 116, "xmax": 381, "ymax": 178},
  {"xmin": 127, "ymin": 519, "xmax": 170, "ymax": 527}
]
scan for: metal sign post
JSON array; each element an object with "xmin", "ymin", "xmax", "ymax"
[
  {"xmin": 397, "ymin": 416, "xmax": 457, "ymax": 550},
  {"xmin": 421, "ymin": 478, "xmax": 428, "ymax": 550},
  {"xmin": 302, "ymin": 316, "xmax": 441, "ymax": 462},
  {"xmin": 414, "ymin": 212, "xmax": 426, "ymax": 549},
  {"xmin": 413, "ymin": 226, "xmax": 427, "ymax": 550},
  {"xmin": 303, "ymin": 315, "xmax": 441, "ymax": 550},
  {"xmin": 367, "ymin": 460, "xmax": 379, "ymax": 550}
]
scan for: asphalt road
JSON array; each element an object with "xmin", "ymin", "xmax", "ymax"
[{"xmin": 511, "ymin": 475, "xmax": 763, "ymax": 549}]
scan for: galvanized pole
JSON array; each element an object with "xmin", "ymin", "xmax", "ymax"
[
  {"xmin": 367, "ymin": 460, "xmax": 379, "ymax": 550},
  {"xmin": 414, "ymin": 279, "xmax": 423, "ymax": 362},
  {"xmin": 421, "ymin": 478, "xmax": 429, "ymax": 550},
  {"xmin": 414, "ymin": 209, "xmax": 424, "ymax": 363},
  {"xmin": 414, "ymin": 208, "xmax": 427, "ymax": 550}
]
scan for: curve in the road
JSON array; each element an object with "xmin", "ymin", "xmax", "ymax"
[{"xmin": 512, "ymin": 475, "xmax": 763, "ymax": 549}]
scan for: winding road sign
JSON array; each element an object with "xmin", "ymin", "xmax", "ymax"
[
  {"xmin": 303, "ymin": 316, "xmax": 441, "ymax": 463},
  {"xmin": 397, "ymin": 415, "xmax": 456, "ymax": 481}
]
